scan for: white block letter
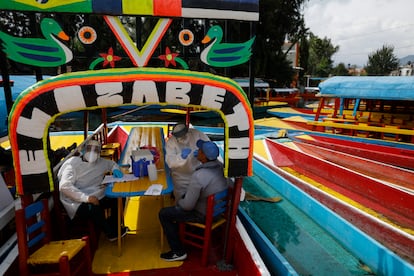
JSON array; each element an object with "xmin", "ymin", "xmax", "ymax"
[
  {"xmin": 228, "ymin": 137, "xmax": 250, "ymax": 159},
  {"xmin": 225, "ymin": 102, "xmax": 250, "ymax": 131},
  {"xmin": 200, "ymin": 85, "xmax": 225, "ymax": 109},
  {"xmin": 131, "ymin": 80, "xmax": 159, "ymax": 103},
  {"xmin": 17, "ymin": 108, "xmax": 51, "ymax": 139},
  {"xmin": 165, "ymin": 81, "xmax": 191, "ymax": 104},
  {"xmin": 54, "ymin": 86, "xmax": 86, "ymax": 112},
  {"xmin": 96, "ymin": 82, "xmax": 124, "ymax": 106}
]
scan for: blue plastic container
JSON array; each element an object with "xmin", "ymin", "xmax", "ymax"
[{"xmin": 131, "ymin": 156, "xmax": 151, "ymax": 177}]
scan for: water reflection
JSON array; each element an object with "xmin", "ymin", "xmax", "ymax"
[
  {"xmin": 240, "ymin": 174, "xmax": 368, "ymax": 275},
  {"xmin": 241, "ymin": 175, "xmax": 299, "ymax": 253}
]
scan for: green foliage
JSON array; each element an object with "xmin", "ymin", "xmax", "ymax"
[
  {"xmin": 307, "ymin": 33, "xmax": 339, "ymax": 77},
  {"xmin": 365, "ymin": 45, "xmax": 399, "ymax": 76},
  {"xmin": 254, "ymin": 0, "xmax": 308, "ymax": 85},
  {"xmin": 332, "ymin": 63, "xmax": 349, "ymax": 76}
]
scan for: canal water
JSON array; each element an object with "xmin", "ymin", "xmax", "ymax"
[{"xmin": 240, "ymin": 174, "xmax": 373, "ymax": 276}]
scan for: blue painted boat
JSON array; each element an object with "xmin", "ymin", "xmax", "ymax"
[
  {"xmin": 247, "ymin": 156, "xmax": 414, "ymax": 275},
  {"xmin": 307, "ymin": 76, "xmax": 414, "ymax": 143}
]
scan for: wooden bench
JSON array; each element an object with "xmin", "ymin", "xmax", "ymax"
[
  {"xmin": 322, "ymin": 117, "xmax": 357, "ymax": 123},
  {"xmin": 307, "ymin": 121, "xmax": 414, "ymax": 142}
]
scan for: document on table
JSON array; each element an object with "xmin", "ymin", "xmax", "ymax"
[
  {"xmin": 144, "ymin": 184, "xmax": 163, "ymax": 196},
  {"xmin": 102, "ymin": 173, "xmax": 139, "ymax": 184}
]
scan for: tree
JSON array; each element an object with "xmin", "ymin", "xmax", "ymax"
[
  {"xmin": 307, "ymin": 33, "xmax": 339, "ymax": 77},
  {"xmin": 254, "ymin": 0, "xmax": 308, "ymax": 86},
  {"xmin": 332, "ymin": 63, "xmax": 349, "ymax": 76},
  {"xmin": 365, "ymin": 45, "xmax": 399, "ymax": 76}
]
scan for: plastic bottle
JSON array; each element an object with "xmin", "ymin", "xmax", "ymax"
[{"xmin": 147, "ymin": 162, "xmax": 158, "ymax": 181}]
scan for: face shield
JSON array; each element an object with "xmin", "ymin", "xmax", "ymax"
[{"xmin": 84, "ymin": 140, "xmax": 101, "ymax": 163}]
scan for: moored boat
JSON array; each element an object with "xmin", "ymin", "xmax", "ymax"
[
  {"xmin": 250, "ymin": 151, "xmax": 414, "ymax": 275},
  {"xmin": 307, "ymin": 76, "xmax": 414, "ymax": 143},
  {"xmin": 261, "ymin": 137, "xmax": 414, "ymax": 263},
  {"xmin": 0, "ymin": 1, "xmax": 278, "ymax": 275},
  {"xmin": 290, "ymin": 139, "xmax": 414, "ymax": 192},
  {"xmin": 290, "ymin": 132, "xmax": 414, "ymax": 170}
]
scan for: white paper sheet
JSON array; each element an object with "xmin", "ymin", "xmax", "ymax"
[
  {"xmin": 144, "ymin": 184, "xmax": 163, "ymax": 196},
  {"xmin": 102, "ymin": 173, "xmax": 139, "ymax": 184}
]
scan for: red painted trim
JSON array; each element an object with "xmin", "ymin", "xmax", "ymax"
[
  {"xmin": 297, "ymin": 134, "xmax": 414, "ymax": 170},
  {"xmin": 266, "ymin": 139, "xmax": 414, "ymax": 228},
  {"xmin": 256, "ymin": 157, "xmax": 414, "ymax": 263},
  {"xmin": 294, "ymin": 141, "xmax": 414, "ymax": 190},
  {"xmin": 154, "ymin": 0, "xmax": 181, "ymax": 16}
]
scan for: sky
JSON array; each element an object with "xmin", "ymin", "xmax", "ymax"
[{"xmin": 303, "ymin": 0, "xmax": 414, "ymax": 67}]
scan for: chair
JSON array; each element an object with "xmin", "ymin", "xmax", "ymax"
[
  {"xmin": 179, "ymin": 188, "xmax": 229, "ymax": 266},
  {"xmin": 52, "ymin": 176, "xmax": 99, "ymax": 253},
  {"xmin": 100, "ymin": 148, "xmax": 116, "ymax": 161},
  {"xmin": 381, "ymin": 125, "xmax": 400, "ymax": 141},
  {"xmin": 16, "ymin": 198, "xmax": 93, "ymax": 276},
  {"xmin": 102, "ymin": 142, "xmax": 121, "ymax": 161}
]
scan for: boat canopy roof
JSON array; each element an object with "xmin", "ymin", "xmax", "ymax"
[
  {"xmin": 233, "ymin": 78, "xmax": 269, "ymax": 88},
  {"xmin": 0, "ymin": 0, "xmax": 259, "ymax": 21},
  {"xmin": 318, "ymin": 76, "xmax": 414, "ymax": 100}
]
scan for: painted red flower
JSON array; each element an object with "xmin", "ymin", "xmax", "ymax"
[
  {"xmin": 99, "ymin": 47, "xmax": 122, "ymax": 68},
  {"xmin": 158, "ymin": 47, "xmax": 179, "ymax": 67}
]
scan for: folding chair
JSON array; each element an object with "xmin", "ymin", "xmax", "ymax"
[
  {"xmin": 16, "ymin": 198, "xmax": 92, "ymax": 276},
  {"xmin": 179, "ymin": 188, "xmax": 229, "ymax": 266}
]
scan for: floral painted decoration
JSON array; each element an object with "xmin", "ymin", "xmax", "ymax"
[
  {"xmin": 158, "ymin": 47, "xmax": 188, "ymax": 69},
  {"xmin": 89, "ymin": 47, "xmax": 122, "ymax": 69}
]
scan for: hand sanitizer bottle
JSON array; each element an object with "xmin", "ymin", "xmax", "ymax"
[{"xmin": 147, "ymin": 162, "xmax": 157, "ymax": 181}]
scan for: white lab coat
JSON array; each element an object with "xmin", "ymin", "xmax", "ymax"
[
  {"xmin": 165, "ymin": 128, "xmax": 209, "ymax": 200},
  {"xmin": 58, "ymin": 156, "xmax": 119, "ymax": 219}
]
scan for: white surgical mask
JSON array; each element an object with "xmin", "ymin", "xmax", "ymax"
[{"xmin": 84, "ymin": 151, "xmax": 99, "ymax": 163}]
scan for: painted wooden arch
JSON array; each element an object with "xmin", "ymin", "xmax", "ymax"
[{"xmin": 9, "ymin": 68, "xmax": 254, "ymax": 195}]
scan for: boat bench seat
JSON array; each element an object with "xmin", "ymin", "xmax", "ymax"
[{"xmin": 307, "ymin": 121, "xmax": 414, "ymax": 142}]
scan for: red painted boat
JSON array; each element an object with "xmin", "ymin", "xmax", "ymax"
[
  {"xmin": 291, "ymin": 140, "xmax": 414, "ymax": 192},
  {"xmin": 291, "ymin": 133, "xmax": 414, "ymax": 170},
  {"xmin": 263, "ymin": 138, "xmax": 414, "ymax": 262}
]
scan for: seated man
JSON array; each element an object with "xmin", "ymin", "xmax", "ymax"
[
  {"xmin": 58, "ymin": 139, "xmax": 127, "ymax": 241},
  {"xmin": 159, "ymin": 139, "xmax": 228, "ymax": 261}
]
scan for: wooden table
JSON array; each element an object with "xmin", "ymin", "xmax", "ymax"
[{"xmin": 105, "ymin": 169, "xmax": 173, "ymax": 256}]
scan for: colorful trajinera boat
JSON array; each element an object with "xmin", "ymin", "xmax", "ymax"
[
  {"xmin": 257, "ymin": 137, "xmax": 414, "ymax": 265},
  {"xmin": 309, "ymin": 76, "xmax": 414, "ymax": 143},
  {"xmin": 269, "ymin": 76, "xmax": 414, "ymax": 144},
  {"xmin": 0, "ymin": 1, "xmax": 275, "ymax": 275}
]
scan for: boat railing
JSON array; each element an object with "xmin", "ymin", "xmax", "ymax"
[{"xmin": 0, "ymin": 175, "xmax": 17, "ymax": 275}]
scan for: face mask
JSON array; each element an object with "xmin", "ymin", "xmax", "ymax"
[{"xmin": 84, "ymin": 151, "xmax": 99, "ymax": 163}]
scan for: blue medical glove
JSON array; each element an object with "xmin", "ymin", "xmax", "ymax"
[
  {"xmin": 181, "ymin": 148, "xmax": 191, "ymax": 159},
  {"xmin": 193, "ymin": 149, "xmax": 198, "ymax": 157},
  {"xmin": 113, "ymin": 169, "xmax": 123, "ymax": 178}
]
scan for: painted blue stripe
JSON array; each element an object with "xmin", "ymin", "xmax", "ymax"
[
  {"xmin": 238, "ymin": 207, "xmax": 299, "ymax": 276},
  {"xmin": 182, "ymin": 0, "xmax": 259, "ymax": 12},
  {"xmin": 19, "ymin": 52, "xmax": 61, "ymax": 62},
  {"xmin": 15, "ymin": 42, "xmax": 59, "ymax": 52},
  {"xmin": 253, "ymin": 158, "xmax": 414, "ymax": 275}
]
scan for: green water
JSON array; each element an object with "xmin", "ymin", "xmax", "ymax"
[{"xmin": 240, "ymin": 175, "xmax": 374, "ymax": 276}]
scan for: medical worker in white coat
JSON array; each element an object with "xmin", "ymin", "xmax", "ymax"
[
  {"xmin": 58, "ymin": 139, "xmax": 127, "ymax": 241},
  {"xmin": 165, "ymin": 123, "xmax": 210, "ymax": 200}
]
